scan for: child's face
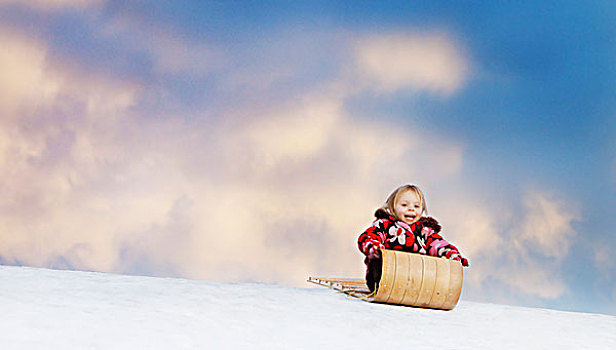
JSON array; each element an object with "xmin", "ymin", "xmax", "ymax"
[{"xmin": 394, "ymin": 190, "xmax": 423, "ymax": 225}]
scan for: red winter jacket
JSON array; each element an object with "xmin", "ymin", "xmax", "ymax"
[{"xmin": 357, "ymin": 209, "xmax": 469, "ymax": 266}]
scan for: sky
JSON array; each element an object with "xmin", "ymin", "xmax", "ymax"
[{"xmin": 0, "ymin": 0, "xmax": 615, "ymax": 315}]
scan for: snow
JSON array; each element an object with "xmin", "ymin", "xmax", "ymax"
[{"xmin": 1, "ymin": 266, "xmax": 614, "ymax": 349}]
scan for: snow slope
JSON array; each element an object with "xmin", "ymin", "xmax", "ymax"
[{"xmin": 1, "ymin": 266, "xmax": 614, "ymax": 349}]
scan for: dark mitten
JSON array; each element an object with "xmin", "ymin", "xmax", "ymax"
[{"xmin": 365, "ymin": 256, "xmax": 383, "ymax": 293}]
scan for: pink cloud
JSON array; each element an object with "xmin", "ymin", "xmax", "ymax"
[
  {"xmin": 0, "ymin": 0, "xmax": 104, "ymax": 12},
  {"xmin": 0, "ymin": 27, "xmax": 467, "ymax": 285},
  {"xmin": 434, "ymin": 188, "xmax": 580, "ymax": 300}
]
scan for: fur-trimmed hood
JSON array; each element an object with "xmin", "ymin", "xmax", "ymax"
[{"xmin": 373, "ymin": 208, "xmax": 442, "ymax": 233}]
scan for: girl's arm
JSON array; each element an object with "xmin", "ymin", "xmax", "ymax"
[
  {"xmin": 423, "ymin": 227, "xmax": 469, "ymax": 266},
  {"xmin": 357, "ymin": 220, "xmax": 388, "ymax": 259}
]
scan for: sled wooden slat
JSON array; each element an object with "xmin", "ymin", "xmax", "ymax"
[
  {"xmin": 401, "ymin": 253, "xmax": 423, "ymax": 305},
  {"xmin": 414, "ymin": 253, "xmax": 437, "ymax": 307},
  {"xmin": 441, "ymin": 260, "xmax": 464, "ymax": 310},
  {"xmin": 372, "ymin": 248, "xmax": 396, "ymax": 303},
  {"xmin": 386, "ymin": 251, "xmax": 410, "ymax": 305},
  {"xmin": 430, "ymin": 258, "xmax": 451, "ymax": 309}
]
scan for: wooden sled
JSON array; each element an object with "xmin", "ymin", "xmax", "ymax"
[{"xmin": 308, "ymin": 249, "xmax": 464, "ymax": 310}]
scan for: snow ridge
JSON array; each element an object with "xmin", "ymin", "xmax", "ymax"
[{"xmin": 1, "ymin": 266, "xmax": 614, "ymax": 349}]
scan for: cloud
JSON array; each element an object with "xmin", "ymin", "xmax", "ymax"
[
  {"xmin": 594, "ymin": 244, "xmax": 616, "ymax": 272},
  {"xmin": 0, "ymin": 19, "xmax": 580, "ymax": 311},
  {"xmin": 490, "ymin": 191, "xmax": 578, "ymax": 300},
  {"xmin": 354, "ymin": 32, "xmax": 469, "ymax": 94},
  {"xmin": 505, "ymin": 192, "xmax": 579, "ymax": 299},
  {"xmin": 0, "ymin": 0, "xmax": 104, "ymax": 11},
  {"xmin": 97, "ymin": 11, "xmax": 223, "ymax": 77},
  {"xmin": 505, "ymin": 263, "xmax": 567, "ymax": 299},
  {"xmin": 432, "ymin": 187, "xmax": 580, "ymax": 301},
  {"xmin": 591, "ymin": 239, "xmax": 616, "ymax": 315},
  {"xmin": 0, "ymin": 24, "xmax": 469, "ymax": 286},
  {"xmin": 174, "ymin": 90, "xmax": 468, "ymax": 284},
  {"xmin": 432, "ymin": 200, "xmax": 502, "ymax": 286},
  {"xmin": 518, "ymin": 191, "xmax": 579, "ymax": 260},
  {"xmin": 482, "ymin": 188, "xmax": 582, "ymax": 299},
  {"xmin": 0, "ymin": 29, "xmax": 60, "ymax": 117},
  {"xmin": 0, "ymin": 25, "xmax": 139, "ymax": 271},
  {"xmin": 594, "ymin": 242, "xmax": 616, "ymax": 295},
  {"xmin": 0, "ymin": 20, "xmax": 577, "ymax": 306}
]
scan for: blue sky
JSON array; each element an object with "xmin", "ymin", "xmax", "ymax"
[{"xmin": 0, "ymin": 0, "xmax": 615, "ymax": 315}]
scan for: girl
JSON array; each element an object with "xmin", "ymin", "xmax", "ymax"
[{"xmin": 357, "ymin": 184, "xmax": 469, "ymax": 292}]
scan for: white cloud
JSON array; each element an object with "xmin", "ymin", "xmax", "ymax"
[
  {"xmin": 236, "ymin": 97, "xmax": 342, "ymax": 170},
  {"xmin": 505, "ymin": 263, "xmax": 567, "ymax": 299},
  {"xmin": 0, "ymin": 29, "xmax": 60, "ymax": 117},
  {"xmin": 354, "ymin": 32, "xmax": 469, "ymax": 94}
]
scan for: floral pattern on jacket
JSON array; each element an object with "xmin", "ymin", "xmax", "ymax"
[{"xmin": 357, "ymin": 209, "xmax": 469, "ymax": 266}]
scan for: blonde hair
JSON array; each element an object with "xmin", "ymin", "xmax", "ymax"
[{"xmin": 381, "ymin": 184, "xmax": 428, "ymax": 220}]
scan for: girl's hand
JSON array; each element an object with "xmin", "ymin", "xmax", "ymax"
[
  {"xmin": 366, "ymin": 243, "xmax": 384, "ymax": 259},
  {"xmin": 450, "ymin": 254, "xmax": 470, "ymax": 267}
]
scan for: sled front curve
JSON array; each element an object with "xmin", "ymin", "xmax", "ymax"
[{"xmin": 373, "ymin": 250, "xmax": 463, "ymax": 310}]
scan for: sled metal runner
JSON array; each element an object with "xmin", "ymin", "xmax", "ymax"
[
  {"xmin": 307, "ymin": 277, "xmax": 372, "ymax": 296},
  {"xmin": 308, "ymin": 249, "xmax": 464, "ymax": 310}
]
